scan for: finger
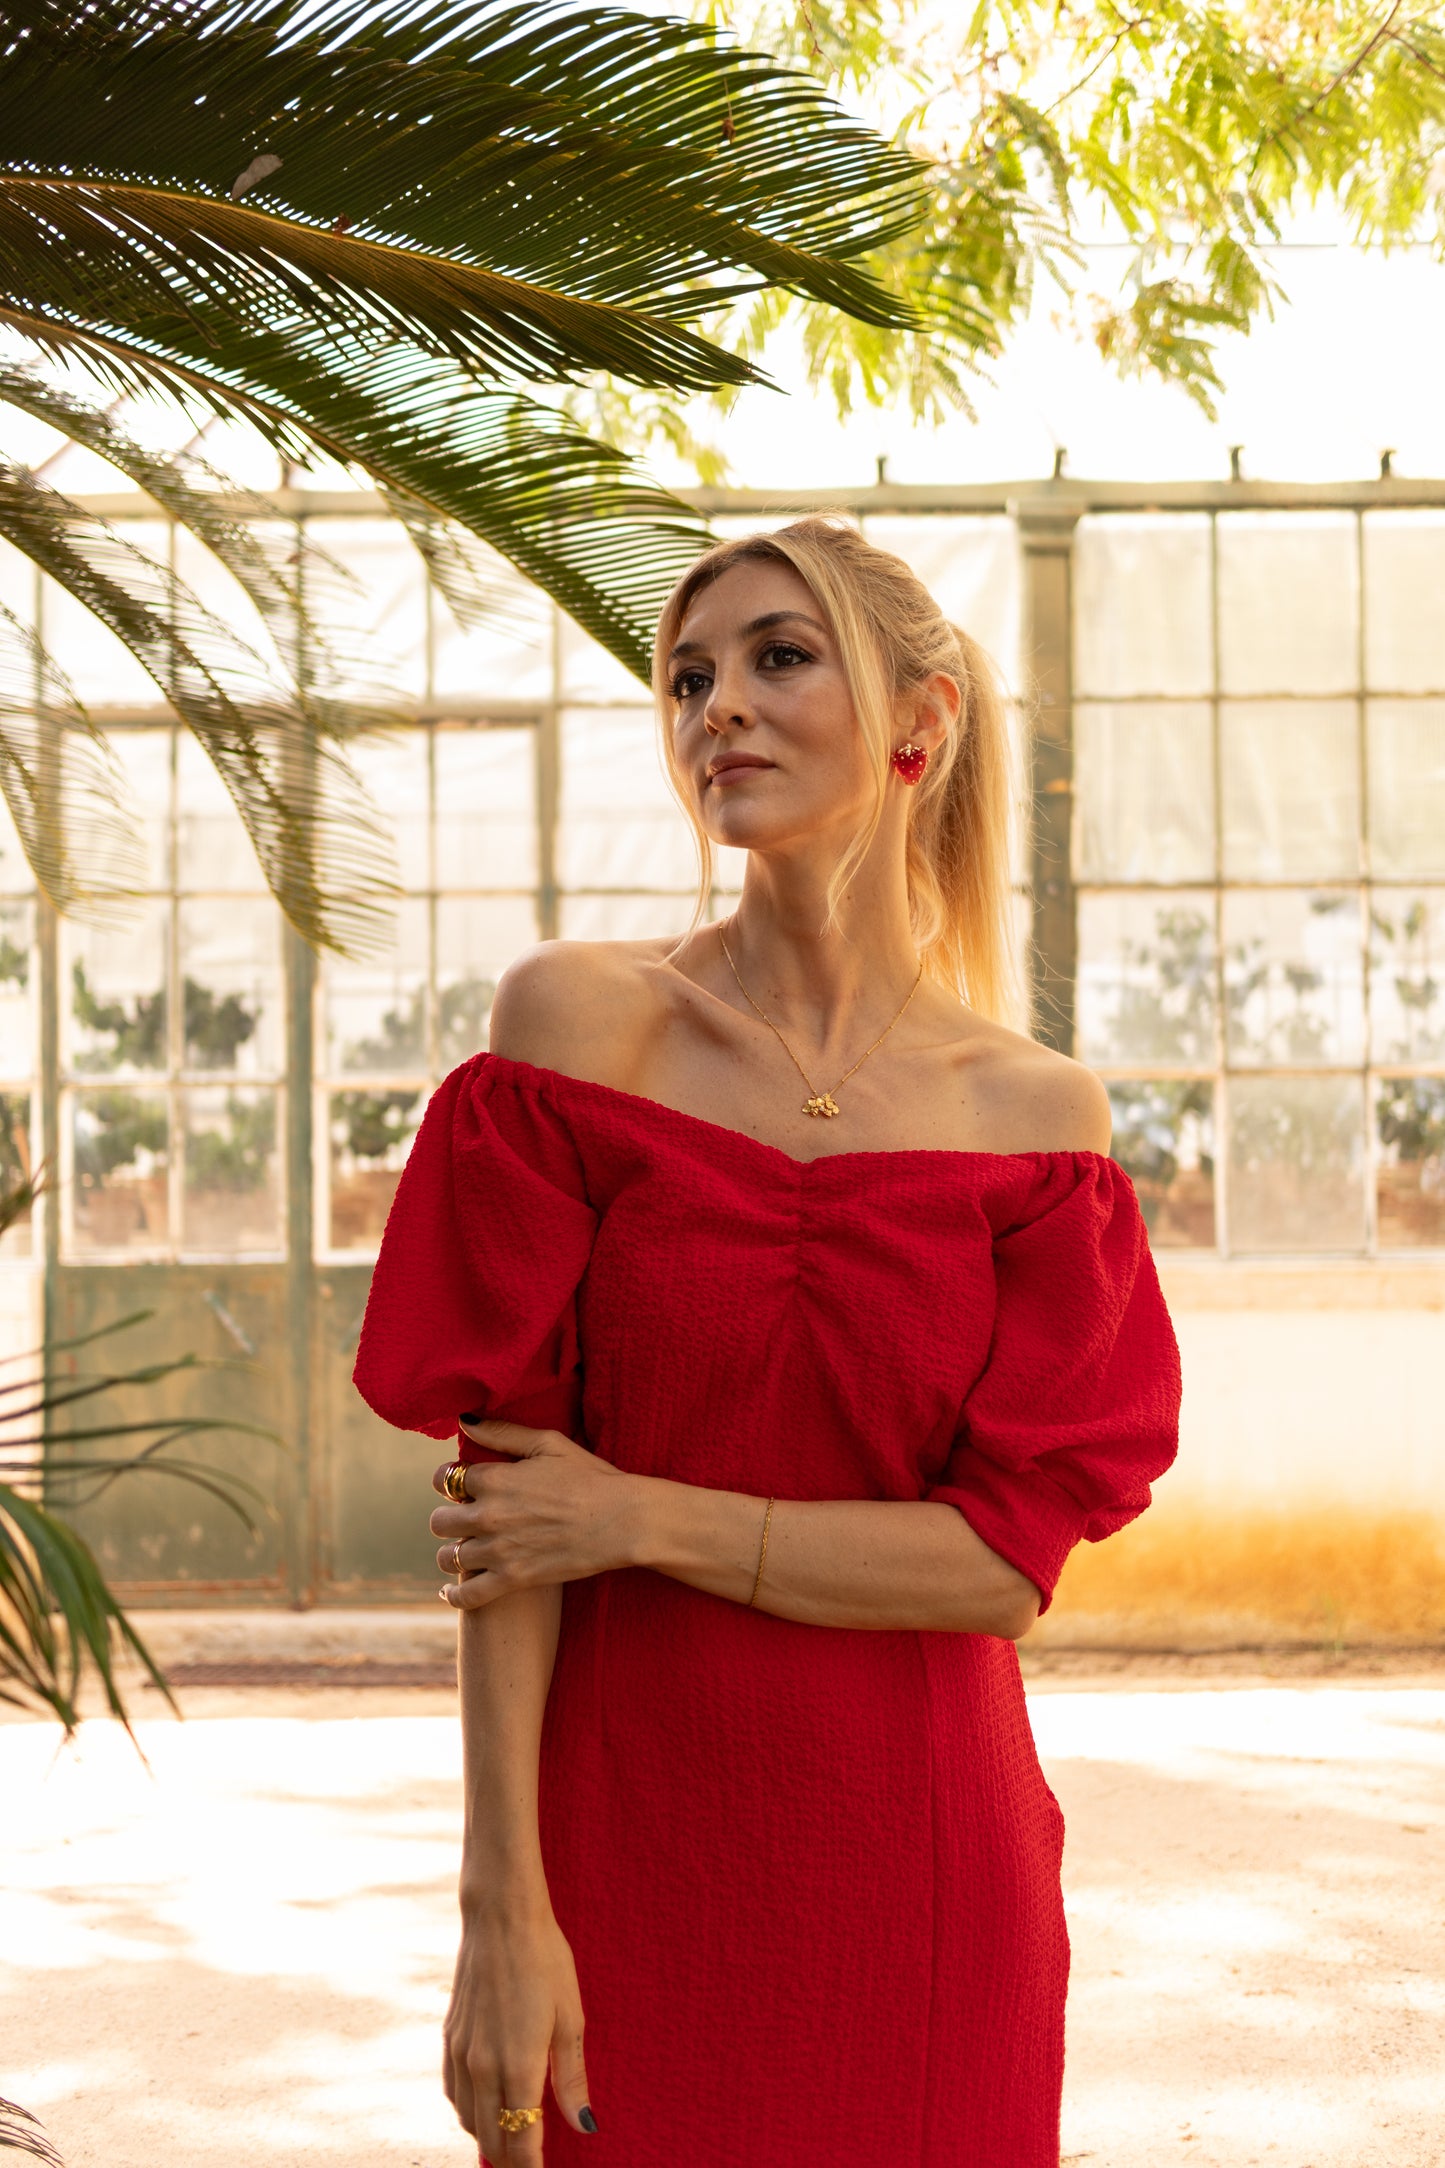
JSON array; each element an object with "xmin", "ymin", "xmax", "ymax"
[
  {"xmin": 460, "ymin": 1418, "xmax": 551, "ymax": 1458},
  {"xmin": 473, "ymin": 2072, "xmax": 502, "ymax": 2168},
  {"xmin": 432, "ymin": 1459, "xmax": 475, "ymax": 1500},
  {"xmin": 550, "ymin": 2004, "xmax": 596, "ymax": 2136},
  {"xmin": 446, "ymin": 2032, "xmax": 476, "ymax": 2134},
  {"xmin": 436, "ymin": 1537, "xmax": 494, "ymax": 1578},
  {"xmin": 499, "ymin": 2059, "xmax": 549, "ymax": 2168},
  {"xmin": 442, "ymin": 1569, "xmax": 508, "ymax": 1612}
]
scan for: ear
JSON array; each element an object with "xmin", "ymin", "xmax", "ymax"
[{"xmin": 902, "ymin": 671, "xmax": 961, "ymax": 755}]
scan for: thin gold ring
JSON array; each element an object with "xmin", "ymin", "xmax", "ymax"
[
  {"xmin": 498, "ymin": 2106, "xmax": 543, "ymax": 2134},
  {"xmin": 442, "ymin": 1460, "xmax": 469, "ymax": 1503},
  {"xmin": 449, "ymin": 1539, "xmax": 464, "ymax": 1573}
]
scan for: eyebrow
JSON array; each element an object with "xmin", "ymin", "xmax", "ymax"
[{"xmin": 667, "ymin": 609, "xmax": 827, "ymax": 663}]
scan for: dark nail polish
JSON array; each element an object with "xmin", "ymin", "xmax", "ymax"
[{"xmin": 579, "ymin": 2105, "xmax": 599, "ymax": 2134}]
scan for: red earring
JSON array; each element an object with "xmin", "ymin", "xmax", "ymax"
[{"xmin": 891, "ymin": 741, "xmax": 928, "ymax": 785}]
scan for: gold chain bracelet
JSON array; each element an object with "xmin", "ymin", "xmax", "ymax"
[{"xmin": 748, "ymin": 1496, "xmax": 776, "ymax": 1608}]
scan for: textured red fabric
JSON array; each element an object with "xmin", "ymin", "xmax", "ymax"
[{"xmin": 355, "ymin": 1054, "xmax": 1181, "ymax": 2168}]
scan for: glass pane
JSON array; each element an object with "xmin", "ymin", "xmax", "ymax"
[
  {"xmin": 1368, "ymin": 701, "xmax": 1445, "ymax": 879},
  {"xmin": 1220, "ymin": 702, "xmax": 1360, "ymax": 881},
  {"xmin": 70, "ymin": 1088, "xmax": 170, "ymax": 1253},
  {"xmin": 557, "ymin": 893, "xmax": 698, "ymax": 941},
  {"xmin": 430, "ymin": 553, "xmax": 551, "ymax": 706},
  {"xmin": 0, "ymin": 901, "xmax": 33, "ymax": 1075},
  {"xmin": 106, "ymin": 729, "xmax": 172, "ymax": 888},
  {"xmin": 0, "ymin": 537, "xmax": 35, "ymax": 625},
  {"xmin": 173, "ymin": 524, "xmax": 279, "ymax": 680},
  {"xmin": 1076, "ymin": 892, "xmax": 1217, "ymax": 1065},
  {"xmin": 1370, "ymin": 891, "xmax": 1445, "ymax": 1062},
  {"xmin": 1363, "ymin": 514, "xmax": 1445, "ymax": 694},
  {"xmin": 1227, "ymin": 1074, "xmax": 1365, "ymax": 1253},
  {"xmin": 1376, "ymin": 1079, "xmax": 1445, "ymax": 1249},
  {"xmin": 176, "ymin": 733, "xmax": 264, "ymax": 890},
  {"xmin": 558, "ymin": 616, "xmax": 646, "ymax": 704},
  {"xmin": 328, "ymin": 1087, "xmax": 424, "ymax": 1251},
  {"xmin": 320, "ymin": 520, "xmax": 428, "ymax": 698},
  {"xmin": 179, "ymin": 898, "xmax": 283, "ymax": 1075},
  {"xmin": 1107, "ymin": 1081, "xmax": 1216, "ymax": 1249},
  {"xmin": 0, "ymin": 800, "xmax": 33, "ymax": 896},
  {"xmin": 1074, "ymin": 704, "xmax": 1214, "ymax": 882},
  {"xmin": 351, "ymin": 731, "xmax": 430, "ymax": 890},
  {"xmin": 1217, "ymin": 514, "xmax": 1358, "ymax": 697},
  {"xmin": 323, "ymin": 898, "xmax": 428, "ymax": 1076},
  {"xmin": 435, "ymin": 896, "xmax": 538, "ymax": 1069},
  {"xmin": 1224, "ymin": 891, "xmax": 1364, "ymax": 1067},
  {"xmin": 180, "ymin": 1086, "xmax": 282, "ymax": 1253},
  {"xmin": 435, "ymin": 728, "xmax": 538, "ymax": 890},
  {"xmin": 1074, "ymin": 515, "xmax": 1212, "ymax": 698},
  {"xmin": 861, "ymin": 518, "xmax": 1021, "ymax": 693},
  {"xmin": 559, "ymin": 710, "xmax": 696, "ymax": 890},
  {"xmin": 0, "ymin": 1089, "xmax": 35, "ymax": 1258},
  {"xmin": 66, "ymin": 905, "xmax": 169, "ymax": 1075},
  {"xmin": 41, "ymin": 522, "xmax": 167, "ymax": 708}
]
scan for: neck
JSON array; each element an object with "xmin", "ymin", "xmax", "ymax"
[{"xmin": 723, "ymin": 831, "xmax": 920, "ymax": 1040}]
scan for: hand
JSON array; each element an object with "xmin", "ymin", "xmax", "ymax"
[
  {"xmin": 431, "ymin": 1421, "xmax": 643, "ymax": 1610},
  {"xmin": 446, "ymin": 1901, "xmax": 595, "ymax": 2164}
]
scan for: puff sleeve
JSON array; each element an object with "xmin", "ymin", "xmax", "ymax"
[
  {"xmin": 925, "ymin": 1154, "xmax": 1180, "ymax": 1610},
  {"xmin": 352, "ymin": 1056, "xmax": 598, "ymax": 1449}
]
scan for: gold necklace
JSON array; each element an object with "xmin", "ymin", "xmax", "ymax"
[{"xmin": 717, "ymin": 924, "xmax": 924, "ymax": 1120}]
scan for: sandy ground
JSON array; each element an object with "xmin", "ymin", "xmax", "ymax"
[{"xmin": 2, "ymin": 1671, "xmax": 1442, "ymax": 2168}]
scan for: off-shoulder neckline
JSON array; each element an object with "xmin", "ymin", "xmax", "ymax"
[{"xmin": 480, "ymin": 1052, "xmax": 1112, "ymax": 1176}]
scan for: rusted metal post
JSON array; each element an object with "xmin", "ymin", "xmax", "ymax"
[{"xmin": 1015, "ymin": 501, "xmax": 1082, "ymax": 1053}]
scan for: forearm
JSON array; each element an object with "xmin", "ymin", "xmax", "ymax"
[
  {"xmin": 626, "ymin": 1480, "xmax": 1040, "ymax": 1637},
  {"xmin": 457, "ymin": 1582, "xmax": 562, "ymax": 1919}
]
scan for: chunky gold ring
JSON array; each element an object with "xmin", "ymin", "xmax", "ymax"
[
  {"xmin": 498, "ymin": 2106, "xmax": 543, "ymax": 2134},
  {"xmin": 442, "ymin": 1460, "xmax": 469, "ymax": 1503},
  {"xmin": 449, "ymin": 1539, "xmax": 464, "ymax": 1573}
]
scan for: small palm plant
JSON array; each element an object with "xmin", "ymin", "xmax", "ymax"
[
  {"xmin": 0, "ymin": 0, "xmax": 920, "ymax": 951},
  {"xmin": 0, "ymin": 1174, "xmax": 273, "ymax": 1737}
]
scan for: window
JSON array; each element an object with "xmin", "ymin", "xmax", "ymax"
[
  {"xmin": 61, "ymin": 729, "xmax": 286, "ymax": 1258},
  {"xmin": 1074, "ymin": 510, "xmax": 1445, "ymax": 1254}
]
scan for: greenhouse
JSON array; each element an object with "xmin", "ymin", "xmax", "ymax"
[{"xmin": 3, "ymin": 471, "xmax": 1442, "ymax": 1602}]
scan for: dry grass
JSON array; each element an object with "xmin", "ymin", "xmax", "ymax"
[{"xmin": 1041, "ymin": 1503, "xmax": 1445, "ymax": 1646}]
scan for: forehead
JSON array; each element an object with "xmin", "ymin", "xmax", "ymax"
[{"xmin": 675, "ymin": 556, "xmax": 825, "ymax": 643}]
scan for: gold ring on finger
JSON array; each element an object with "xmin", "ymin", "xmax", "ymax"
[
  {"xmin": 498, "ymin": 2106, "xmax": 543, "ymax": 2133},
  {"xmin": 442, "ymin": 1460, "xmax": 469, "ymax": 1502},
  {"xmin": 449, "ymin": 1539, "xmax": 464, "ymax": 1573}
]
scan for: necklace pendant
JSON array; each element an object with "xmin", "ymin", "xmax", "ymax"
[{"xmin": 803, "ymin": 1093, "xmax": 840, "ymax": 1118}]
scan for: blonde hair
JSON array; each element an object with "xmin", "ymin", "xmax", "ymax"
[{"xmin": 651, "ymin": 515, "xmax": 1029, "ymax": 1031}]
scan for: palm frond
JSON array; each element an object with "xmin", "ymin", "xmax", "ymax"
[
  {"xmin": 0, "ymin": 602, "xmax": 146, "ymax": 916},
  {"xmin": 0, "ymin": 461, "xmax": 398, "ymax": 952},
  {"xmin": 0, "ymin": 2098, "xmax": 64, "ymax": 2166},
  {"xmin": 1, "ymin": 0, "xmax": 921, "ymax": 324},
  {"xmin": 1, "ymin": 314, "xmax": 714, "ymax": 677},
  {"xmin": 0, "ymin": 363, "xmax": 407, "ymax": 730}
]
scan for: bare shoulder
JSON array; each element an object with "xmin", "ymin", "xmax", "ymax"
[
  {"xmin": 954, "ymin": 1019, "xmax": 1113, "ymax": 1156},
  {"xmin": 487, "ymin": 937, "xmax": 674, "ymax": 1081}
]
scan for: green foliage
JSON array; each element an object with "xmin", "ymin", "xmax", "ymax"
[
  {"xmin": 1377, "ymin": 1076, "xmax": 1445, "ymax": 1162},
  {"xmin": 0, "ymin": 0, "xmax": 921, "ymax": 946},
  {"xmin": 332, "ymin": 1088, "xmax": 422, "ymax": 1164},
  {"xmin": 73, "ymin": 1090, "xmax": 168, "ymax": 1185},
  {"xmin": 186, "ymin": 1093, "xmax": 275, "ymax": 1194},
  {"xmin": 687, "ymin": 0, "xmax": 1445, "ymax": 426}
]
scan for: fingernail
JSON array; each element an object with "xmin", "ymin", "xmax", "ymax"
[{"xmin": 579, "ymin": 2105, "xmax": 599, "ymax": 2134}]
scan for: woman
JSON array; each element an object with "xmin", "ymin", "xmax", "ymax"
[{"xmin": 354, "ymin": 517, "xmax": 1180, "ymax": 2168}]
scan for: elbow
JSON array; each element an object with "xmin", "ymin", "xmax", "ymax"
[{"xmin": 992, "ymin": 1585, "xmax": 1041, "ymax": 1642}]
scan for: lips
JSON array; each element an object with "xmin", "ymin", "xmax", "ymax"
[{"xmin": 707, "ymin": 757, "xmax": 773, "ymax": 785}]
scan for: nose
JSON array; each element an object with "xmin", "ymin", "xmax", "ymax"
[{"xmin": 702, "ymin": 654, "xmax": 755, "ymax": 737}]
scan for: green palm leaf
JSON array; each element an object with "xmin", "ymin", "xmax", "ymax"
[
  {"xmin": 0, "ymin": 363, "xmax": 405, "ymax": 732},
  {"xmin": 0, "ymin": 599, "xmax": 146, "ymax": 915},
  {"xmin": 0, "ymin": 2098, "xmax": 64, "ymax": 2166},
  {"xmin": 0, "ymin": 462, "xmax": 397, "ymax": 951}
]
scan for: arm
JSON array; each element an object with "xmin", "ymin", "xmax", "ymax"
[
  {"xmin": 433, "ymin": 1424, "xmax": 1040, "ymax": 1639},
  {"xmin": 443, "ymin": 1583, "xmax": 599, "ymax": 2163}
]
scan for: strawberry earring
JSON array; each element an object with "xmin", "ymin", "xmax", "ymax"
[{"xmin": 891, "ymin": 741, "xmax": 929, "ymax": 785}]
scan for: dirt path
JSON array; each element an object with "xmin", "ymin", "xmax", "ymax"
[{"xmin": 2, "ymin": 1676, "xmax": 1441, "ymax": 2167}]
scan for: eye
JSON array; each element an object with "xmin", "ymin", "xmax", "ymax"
[
  {"xmin": 760, "ymin": 641, "xmax": 811, "ymax": 670},
  {"xmin": 669, "ymin": 667, "xmax": 710, "ymax": 701}
]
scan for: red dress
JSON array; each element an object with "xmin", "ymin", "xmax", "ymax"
[{"xmin": 355, "ymin": 1053, "xmax": 1180, "ymax": 2168}]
